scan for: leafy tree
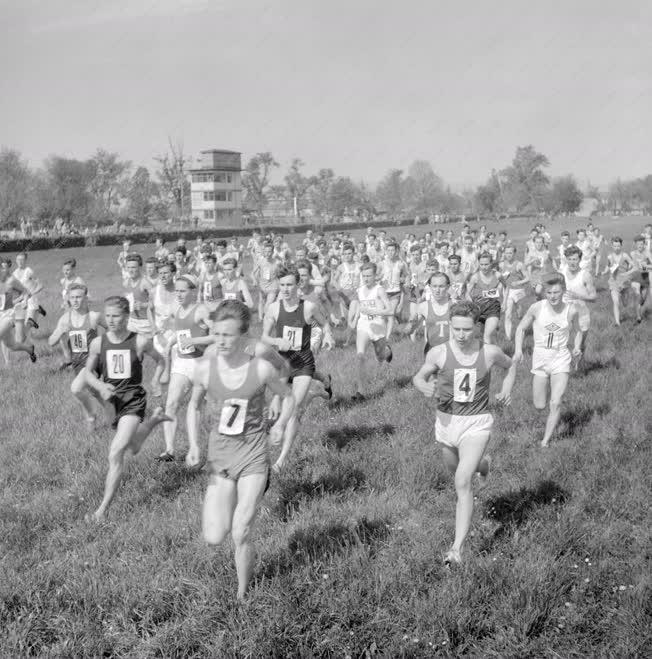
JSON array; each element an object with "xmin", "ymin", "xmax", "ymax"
[
  {"xmin": 155, "ymin": 139, "xmax": 190, "ymax": 220},
  {"xmin": 242, "ymin": 152, "xmax": 279, "ymax": 218},
  {"xmin": 125, "ymin": 166, "xmax": 159, "ymax": 224},
  {"xmin": 375, "ymin": 169, "xmax": 404, "ymax": 216},
  {"xmin": 40, "ymin": 156, "xmax": 94, "ymax": 223},
  {"xmin": 545, "ymin": 176, "xmax": 584, "ymax": 214},
  {"xmin": 402, "ymin": 160, "xmax": 444, "ymax": 214},
  {"xmin": 308, "ymin": 168, "xmax": 335, "ymax": 217},
  {"xmin": 474, "ymin": 171, "xmax": 503, "ymax": 214},
  {"xmin": 284, "ymin": 158, "xmax": 313, "ymax": 217},
  {"xmin": 0, "ymin": 149, "xmax": 34, "ymax": 227},
  {"xmin": 501, "ymin": 145, "xmax": 550, "ymax": 211},
  {"xmin": 88, "ymin": 149, "xmax": 131, "ymax": 220},
  {"xmin": 327, "ymin": 177, "xmax": 366, "ymax": 218}
]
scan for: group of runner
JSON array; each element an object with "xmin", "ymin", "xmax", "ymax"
[{"xmin": 0, "ymin": 219, "xmax": 650, "ymax": 596}]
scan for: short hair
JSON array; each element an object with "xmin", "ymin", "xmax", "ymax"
[
  {"xmin": 427, "ymin": 258, "xmax": 440, "ymax": 268},
  {"xmin": 176, "ymin": 274, "xmax": 198, "ymax": 289},
  {"xmin": 634, "ymin": 235, "xmax": 645, "ymax": 243},
  {"xmin": 1, "ymin": 258, "xmax": 12, "ymax": 268},
  {"xmin": 449, "ymin": 301, "xmax": 479, "ymax": 321},
  {"xmin": 576, "ymin": 229, "xmax": 586, "ymax": 235},
  {"xmin": 360, "ymin": 261, "xmax": 377, "ymax": 274},
  {"xmin": 175, "ymin": 246, "xmax": 187, "ymax": 256},
  {"xmin": 68, "ymin": 283, "xmax": 88, "ymax": 295},
  {"xmin": 104, "ymin": 296, "xmax": 130, "ymax": 314},
  {"xmin": 428, "ymin": 272, "xmax": 450, "ymax": 286},
  {"xmin": 386, "ymin": 241, "xmax": 399, "ymax": 250},
  {"xmin": 126, "ymin": 254, "xmax": 142, "ymax": 266},
  {"xmin": 145, "ymin": 256, "xmax": 158, "ymax": 265},
  {"xmin": 409, "ymin": 244, "xmax": 422, "ymax": 253},
  {"xmin": 612, "ymin": 236, "xmax": 623, "ymax": 244},
  {"xmin": 16, "ymin": 251, "xmax": 27, "ymax": 259},
  {"xmin": 63, "ymin": 258, "xmax": 77, "ymax": 268},
  {"xmin": 155, "ymin": 236, "xmax": 164, "ymax": 244},
  {"xmin": 342, "ymin": 242, "xmax": 354, "ymax": 252},
  {"xmin": 504, "ymin": 245, "xmax": 516, "ymax": 253},
  {"xmin": 157, "ymin": 261, "xmax": 175, "ymax": 273},
  {"xmin": 215, "ymin": 240, "xmax": 227, "ymax": 248},
  {"xmin": 448, "ymin": 254, "xmax": 461, "ymax": 263},
  {"xmin": 478, "ymin": 251, "xmax": 493, "ymax": 262},
  {"xmin": 564, "ymin": 246, "xmax": 582, "ymax": 259},
  {"xmin": 214, "ymin": 300, "xmax": 251, "ymax": 334},
  {"xmin": 277, "ymin": 264, "xmax": 299, "ymax": 283},
  {"xmin": 561, "ymin": 231, "xmax": 570, "ymax": 237},
  {"xmin": 296, "ymin": 259, "xmax": 311, "ymax": 272},
  {"xmin": 544, "ymin": 274, "xmax": 565, "ymax": 289},
  {"xmin": 222, "ymin": 257, "xmax": 238, "ymax": 268},
  {"xmin": 204, "ymin": 253, "xmax": 217, "ymax": 263}
]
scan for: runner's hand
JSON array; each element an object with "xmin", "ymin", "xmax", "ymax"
[
  {"xmin": 512, "ymin": 351, "xmax": 523, "ymax": 365},
  {"xmin": 278, "ymin": 339, "xmax": 292, "ymax": 352},
  {"xmin": 99, "ymin": 383, "xmax": 115, "ymax": 401},
  {"xmin": 413, "ymin": 377, "xmax": 435, "ymax": 398},
  {"xmin": 268, "ymin": 396, "xmax": 281, "ymax": 421}
]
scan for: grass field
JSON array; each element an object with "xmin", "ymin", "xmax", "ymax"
[{"xmin": 1, "ymin": 215, "xmax": 651, "ymax": 657}]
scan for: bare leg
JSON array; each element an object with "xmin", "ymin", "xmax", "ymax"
[
  {"xmin": 232, "ymin": 473, "xmax": 267, "ymax": 598},
  {"xmin": 610, "ymin": 288, "xmax": 621, "ymax": 325},
  {"xmin": 273, "ymin": 375, "xmax": 312, "ymax": 472},
  {"xmin": 483, "ymin": 316, "xmax": 500, "ymax": 345},
  {"xmin": 162, "ymin": 373, "xmax": 190, "ymax": 456},
  {"xmin": 450, "ymin": 434, "xmax": 491, "ymax": 558},
  {"xmin": 71, "ymin": 370, "xmax": 98, "ymax": 428},
  {"xmin": 504, "ymin": 297, "xmax": 515, "ymax": 340},
  {"xmin": 203, "ymin": 475, "xmax": 237, "ymax": 545},
  {"xmin": 130, "ymin": 406, "xmax": 173, "ymax": 455},
  {"xmin": 541, "ymin": 372, "xmax": 569, "ymax": 447}
]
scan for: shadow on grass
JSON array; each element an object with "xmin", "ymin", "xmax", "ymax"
[
  {"xmin": 558, "ymin": 402, "xmax": 611, "ymax": 438},
  {"xmin": 327, "ymin": 375, "xmax": 414, "ymax": 411},
  {"xmin": 152, "ymin": 464, "xmax": 203, "ymax": 499},
  {"xmin": 480, "ymin": 479, "xmax": 569, "ymax": 550},
  {"xmin": 324, "ymin": 424, "xmax": 395, "ymax": 450},
  {"xmin": 577, "ymin": 356, "xmax": 620, "ymax": 377},
  {"xmin": 258, "ymin": 517, "xmax": 390, "ymax": 579},
  {"xmin": 274, "ymin": 463, "xmax": 367, "ymax": 521}
]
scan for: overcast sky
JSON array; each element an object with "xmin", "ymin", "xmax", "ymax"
[{"xmin": 1, "ymin": 0, "xmax": 650, "ymax": 188}]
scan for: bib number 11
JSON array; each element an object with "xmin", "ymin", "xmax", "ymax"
[
  {"xmin": 453, "ymin": 368, "xmax": 477, "ymax": 403},
  {"xmin": 218, "ymin": 398, "xmax": 248, "ymax": 435}
]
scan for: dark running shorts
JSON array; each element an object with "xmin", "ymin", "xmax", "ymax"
[
  {"xmin": 476, "ymin": 298, "xmax": 501, "ymax": 323},
  {"xmin": 110, "ymin": 386, "xmax": 147, "ymax": 428},
  {"xmin": 279, "ymin": 349, "xmax": 316, "ymax": 380}
]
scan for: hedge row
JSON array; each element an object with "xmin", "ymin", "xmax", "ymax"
[{"xmin": 0, "ymin": 214, "xmax": 530, "ymax": 254}]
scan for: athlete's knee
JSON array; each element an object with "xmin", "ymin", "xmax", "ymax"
[
  {"xmin": 454, "ymin": 470, "xmax": 473, "ymax": 492},
  {"xmin": 203, "ymin": 522, "xmax": 229, "ymax": 546},
  {"xmin": 533, "ymin": 399, "xmax": 547, "ymax": 411}
]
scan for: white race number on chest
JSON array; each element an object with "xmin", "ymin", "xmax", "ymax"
[
  {"xmin": 218, "ymin": 398, "xmax": 249, "ymax": 435},
  {"xmin": 453, "ymin": 368, "xmax": 477, "ymax": 403},
  {"xmin": 282, "ymin": 325, "xmax": 303, "ymax": 350},
  {"xmin": 69, "ymin": 330, "xmax": 88, "ymax": 353},
  {"xmin": 106, "ymin": 349, "xmax": 131, "ymax": 379}
]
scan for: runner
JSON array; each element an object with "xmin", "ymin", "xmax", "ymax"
[
  {"xmin": 12, "ymin": 252, "xmax": 46, "ymax": 341},
  {"xmin": 629, "ymin": 235, "xmax": 652, "ymax": 323},
  {"xmin": 187, "ymin": 300, "xmax": 295, "ymax": 599},
  {"xmin": 0, "ymin": 258, "xmax": 37, "ymax": 363},
  {"xmin": 47, "ymin": 283, "xmax": 106, "ymax": 428},
  {"xmin": 198, "ymin": 253, "xmax": 223, "ymax": 312},
  {"xmin": 261, "ymin": 265, "xmax": 334, "ymax": 471},
  {"xmin": 561, "ymin": 246, "xmax": 596, "ymax": 357},
  {"xmin": 404, "ymin": 272, "xmax": 450, "ymax": 353},
  {"xmin": 221, "ymin": 258, "xmax": 254, "ymax": 308},
  {"xmin": 466, "ymin": 252, "xmax": 503, "ymax": 345},
  {"xmin": 513, "ymin": 275, "xmax": 583, "ymax": 447},
  {"xmin": 151, "ymin": 261, "xmax": 177, "ymax": 385},
  {"xmin": 380, "ymin": 241, "xmax": 407, "ymax": 339},
  {"xmin": 348, "ymin": 262, "xmax": 393, "ymax": 402},
  {"xmin": 412, "ymin": 300, "xmax": 515, "ymax": 565},
  {"xmin": 602, "ymin": 237, "xmax": 635, "ymax": 326},
  {"xmin": 406, "ymin": 245, "xmax": 428, "ymax": 342},
  {"xmin": 526, "ymin": 235, "xmax": 554, "ymax": 298},
  {"xmin": 83, "ymin": 296, "xmax": 170, "ymax": 521},
  {"xmin": 575, "ymin": 229, "xmax": 595, "ymax": 272},
  {"xmin": 446, "ymin": 254, "xmax": 468, "ymax": 303},
  {"xmin": 158, "ymin": 275, "xmax": 211, "ymax": 462},
  {"xmin": 499, "ymin": 246, "xmax": 529, "ymax": 341},
  {"xmin": 252, "ymin": 241, "xmax": 280, "ymax": 319}
]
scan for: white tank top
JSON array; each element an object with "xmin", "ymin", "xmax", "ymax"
[
  {"xmin": 357, "ymin": 284, "xmax": 386, "ymax": 332},
  {"xmin": 533, "ymin": 301, "xmax": 570, "ymax": 350},
  {"xmin": 153, "ymin": 284, "xmax": 177, "ymax": 330},
  {"xmin": 382, "ymin": 259, "xmax": 403, "ymax": 292}
]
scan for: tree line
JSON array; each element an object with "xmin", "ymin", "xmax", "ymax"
[{"xmin": 1, "ymin": 141, "xmax": 649, "ymax": 229}]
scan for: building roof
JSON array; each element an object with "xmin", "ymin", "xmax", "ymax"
[{"xmin": 200, "ymin": 149, "xmax": 241, "ymax": 155}]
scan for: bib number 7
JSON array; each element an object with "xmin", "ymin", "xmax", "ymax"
[
  {"xmin": 453, "ymin": 368, "xmax": 477, "ymax": 403},
  {"xmin": 218, "ymin": 398, "xmax": 249, "ymax": 435}
]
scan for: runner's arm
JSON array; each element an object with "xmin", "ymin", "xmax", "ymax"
[
  {"xmin": 238, "ymin": 279, "xmax": 254, "ymax": 309},
  {"xmin": 47, "ymin": 315, "xmax": 70, "ymax": 346},
  {"xmin": 84, "ymin": 337, "xmax": 113, "ymax": 397},
  {"xmin": 412, "ymin": 345, "xmax": 444, "ymax": 397},
  {"xmin": 513, "ymin": 305, "xmax": 536, "ymax": 361}
]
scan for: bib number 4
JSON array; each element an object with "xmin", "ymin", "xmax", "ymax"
[
  {"xmin": 453, "ymin": 368, "xmax": 477, "ymax": 403},
  {"xmin": 218, "ymin": 398, "xmax": 248, "ymax": 435}
]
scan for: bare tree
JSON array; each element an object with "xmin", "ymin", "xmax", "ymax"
[{"xmin": 155, "ymin": 138, "xmax": 189, "ymax": 221}]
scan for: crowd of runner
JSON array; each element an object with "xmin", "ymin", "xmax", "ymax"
[{"xmin": 0, "ymin": 219, "xmax": 650, "ymax": 597}]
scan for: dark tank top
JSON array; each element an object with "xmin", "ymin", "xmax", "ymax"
[
  {"xmin": 68, "ymin": 311, "xmax": 98, "ymax": 370},
  {"xmin": 207, "ymin": 356, "xmax": 266, "ymax": 437},
  {"xmin": 275, "ymin": 299, "xmax": 311, "ymax": 355},
  {"xmin": 98, "ymin": 332, "xmax": 142, "ymax": 394},
  {"xmin": 174, "ymin": 304, "xmax": 208, "ymax": 359},
  {"xmin": 437, "ymin": 343, "xmax": 491, "ymax": 416}
]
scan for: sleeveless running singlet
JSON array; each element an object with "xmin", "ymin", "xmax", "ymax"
[
  {"xmin": 174, "ymin": 305, "xmax": 208, "ymax": 359},
  {"xmin": 471, "ymin": 273, "xmax": 501, "ymax": 301},
  {"xmin": 425, "ymin": 300, "xmax": 450, "ymax": 348},
  {"xmin": 437, "ymin": 343, "xmax": 491, "ymax": 416},
  {"xmin": 0, "ymin": 278, "xmax": 17, "ymax": 312},
  {"xmin": 201, "ymin": 273, "xmax": 223, "ymax": 303},
  {"xmin": 222, "ymin": 278, "xmax": 244, "ymax": 301},
  {"xmin": 533, "ymin": 301, "xmax": 570, "ymax": 350},
  {"xmin": 68, "ymin": 311, "xmax": 97, "ymax": 372},
  {"xmin": 207, "ymin": 357, "xmax": 266, "ymax": 437},
  {"xmin": 276, "ymin": 299, "xmax": 311, "ymax": 353},
  {"xmin": 125, "ymin": 279, "xmax": 149, "ymax": 320},
  {"xmin": 152, "ymin": 284, "xmax": 176, "ymax": 330},
  {"xmin": 98, "ymin": 332, "xmax": 143, "ymax": 394}
]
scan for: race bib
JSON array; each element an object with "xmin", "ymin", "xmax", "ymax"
[
  {"xmin": 263, "ymin": 268, "xmax": 271, "ymax": 282},
  {"xmin": 453, "ymin": 368, "xmax": 477, "ymax": 403},
  {"xmin": 106, "ymin": 349, "xmax": 131, "ymax": 379},
  {"xmin": 450, "ymin": 283, "xmax": 463, "ymax": 298},
  {"xmin": 482, "ymin": 288, "xmax": 499, "ymax": 298},
  {"xmin": 282, "ymin": 325, "xmax": 303, "ymax": 351},
  {"xmin": 203, "ymin": 282, "xmax": 213, "ymax": 300},
  {"xmin": 224, "ymin": 292, "xmax": 237, "ymax": 300},
  {"xmin": 69, "ymin": 330, "xmax": 88, "ymax": 353},
  {"xmin": 218, "ymin": 398, "xmax": 249, "ymax": 435},
  {"xmin": 176, "ymin": 329, "xmax": 195, "ymax": 355},
  {"xmin": 125, "ymin": 293, "xmax": 135, "ymax": 312},
  {"xmin": 411, "ymin": 272, "xmax": 418, "ymax": 286}
]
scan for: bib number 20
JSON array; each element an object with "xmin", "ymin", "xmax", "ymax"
[
  {"xmin": 218, "ymin": 398, "xmax": 248, "ymax": 435},
  {"xmin": 453, "ymin": 368, "xmax": 477, "ymax": 403}
]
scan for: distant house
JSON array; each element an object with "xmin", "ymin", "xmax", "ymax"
[{"xmin": 190, "ymin": 150, "xmax": 242, "ymax": 226}]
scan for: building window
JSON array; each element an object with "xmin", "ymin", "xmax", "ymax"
[
  {"xmin": 226, "ymin": 173, "xmax": 232, "ymax": 183},
  {"xmin": 193, "ymin": 172, "xmax": 233, "ymax": 183},
  {"xmin": 203, "ymin": 210, "xmax": 214, "ymax": 220},
  {"xmin": 203, "ymin": 191, "xmax": 232, "ymax": 202}
]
